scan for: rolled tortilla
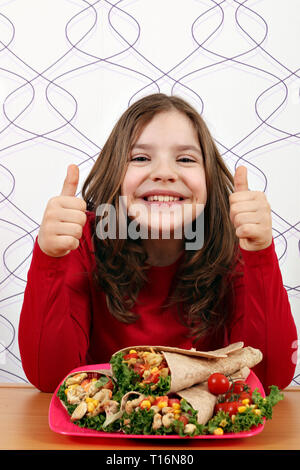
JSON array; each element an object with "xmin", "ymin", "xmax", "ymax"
[
  {"xmin": 58, "ymin": 368, "xmax": 116, "ymax": 419},
  {"xmin": 176, "ymin": 365, "xmax": 251, "ymax": 426},
  {"xmin": 111, "ymin": 343, "xmax": 262, "ymax": 395},
  {"xmin": 177, "ymin": 383, "xmax": 217, "ymax": 425},
  {"xmin": 113, "ymin": 342, "xmax": 244, "ymax": 360},
  {"xmin": 164, "ymin": 346, "xmax": 262, "ymax": 393}
]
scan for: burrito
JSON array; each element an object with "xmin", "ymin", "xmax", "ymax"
[
  {"xmin": 110, "ymin": 343, "xmax": 262, "ymax": 397},
  {"xmin": 57, "ymin": 369, "xmax": 121, "ymax": 432},
  {"xmin": 109, "ymin": 391, "xmax": 207, "ymax": 436},
  {"xmin": 104, "ymin": 365, "xmax": 252, "ymax": 431}
]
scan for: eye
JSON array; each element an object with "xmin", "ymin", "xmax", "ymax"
[
  {"xmin": 130, "ymin": 155, "xmax": 149, "ymax": 162},
  {"xmin": 177, "ymin": 156, "xmax": 195, "ymax": 163}
]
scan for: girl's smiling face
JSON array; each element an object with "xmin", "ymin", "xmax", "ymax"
[{"xmin": 121, "ymin": 110, "xmax": 207, "ymax": 239}]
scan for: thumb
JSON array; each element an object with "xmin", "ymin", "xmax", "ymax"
[
  {"xmin": 61, "ymin": 164, "xmax": 79, "ymax": 197},
  {"xmin": 234, "ymin": 165, "xmax": 248, "ymax": 192}
]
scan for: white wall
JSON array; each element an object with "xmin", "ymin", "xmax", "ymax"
[{"xmin": 0, "ymin": 0, "xmax": 299, "ymax": 385}]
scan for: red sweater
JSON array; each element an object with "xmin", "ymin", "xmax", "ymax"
[{"xmin": 18, "ymin": 211, "xmax": 297, "ymax": 392}]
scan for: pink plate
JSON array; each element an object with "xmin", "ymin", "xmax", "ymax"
[{"xmin": 48, "ymin": 363, "xmax": 265, "ymax": 439}]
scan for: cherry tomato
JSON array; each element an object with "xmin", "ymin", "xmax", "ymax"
[
  {"xmin": 208, "ymin": 373, "xmax": 230, "ymax": 395},
  {"xmin": 225, "ymin": 381, "xmax": 252, "ymax": 400},
  {"xmin": 229, "ymin": 381, "xmax": 248, "ymax": 394},
  {"xmin": 214, "ymin": 402, "xmax": 228, "ymax": 414},
  {"xmin": 224, "ymin": 401, "xmax": 240, "ymax": 416},
  {"xmin": 214, "ymin": 401, "xmax": 241, "ymax": 416},
  {"xmin": 239, "ymin": 391, "xmax": 252, "ymax": 403}
]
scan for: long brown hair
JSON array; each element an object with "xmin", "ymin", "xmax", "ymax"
[{"xmin": 81, "ymin": 93, "xmax": 242, "ymax": 345}]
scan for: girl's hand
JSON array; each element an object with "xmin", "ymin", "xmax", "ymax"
[
  {"xmin": 229, "ymin": 166, "xmax": 273, "ymax": 251},
  {"xmin": 38, "ymin": 164, "xmax": 87, "ymax": 257}
]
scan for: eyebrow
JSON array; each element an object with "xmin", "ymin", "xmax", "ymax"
[{"xmin": 131, "ymin": 143, "xmax": 202, "ymax": 155}]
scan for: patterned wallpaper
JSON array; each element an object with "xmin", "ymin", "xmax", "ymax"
[{"xmin": 0, "ymin": 0, "xmax": 299, "ymax": 385}]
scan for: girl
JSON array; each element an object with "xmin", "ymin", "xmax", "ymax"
[{"xmin": 18, "ymin": 93, "xmax": 297, "ymax": 392}]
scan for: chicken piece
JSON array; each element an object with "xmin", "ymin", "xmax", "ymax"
[
  {"xmin": 161, "ymin": 406, "xmax": 174, "ymax": 415},
  {"xmin": 184, "ymin": 423, "xmax": 196, "ymax": 434},
  {"xmin": 152, "ymin": 413, "xmax": 162, "ymax": 430},
  {"xmin": 65, "ymin": 372, "xmax": 88, "ymax": 387},
  {"xmin": 150, "ymin": 405, "xmax": 160, "ymax": 414},
  {"xmin": 86, "ymin": 380, "xmax": 104, "ymax": 397},
  {"xmin": 71, "ymin": 400, "xmax": 88, "ymax": 421},
  {"xmin": 103, "ymin": 400, "xmax": 119, "ymax": 418},
  {"xmin": 143, "ymin": 353, "xmax": 163, "ymax": 368},
  {"xmin": 66, "ymin": 386, "xmax": 86, "ymax": 405},
  {"xmin": 125, "ymin": 395, "xmax": 146, "ymax": 414},
  {"xmin": 162, "ymin": 412, "xmax": 175, "ymax": 428},
  {"xmin": 93, "ymin": 388, "xmax": 112, "ymax": 404}
]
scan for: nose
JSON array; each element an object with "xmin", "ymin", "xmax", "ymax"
[{"xmin": 149, "ymin": 159, "xmax": 178, "ymax": 182}]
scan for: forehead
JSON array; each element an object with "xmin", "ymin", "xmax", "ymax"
[{"xmin": 132, "ymin": 110, "xmax": 199, "ymax": 148}]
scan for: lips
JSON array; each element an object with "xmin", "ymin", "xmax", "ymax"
[
  {"xmin": 139, "ymin": 189, "xmax": 187, "ymax": 200},
  {"xmin": 141, "ymin": 198, "xmax": 185, "ymax": 207}
]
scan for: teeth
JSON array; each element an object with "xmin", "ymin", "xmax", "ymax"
[{"xmin": 146, "ymin": 195, "xmax": 181, "ymax": 202}]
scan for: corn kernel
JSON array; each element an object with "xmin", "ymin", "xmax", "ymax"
[
  {"xmin": 219, "ymin": 419, "xmax": 227, "ymax": 428},
  {"xmin": 213, "ymin": 428, "xmax": 224, "ymax": 435},
  {"xmin": 151, "ymin": 367, "xmax": 159, "ymax": 373},
  {"xmin": 85, "ymin": 397, "xmax": 93, "ymax": 402},
  {"xmin": 87, "ymin": 403, "xmax": 95, "ymax": 412},
  {"xmin": 129, "ymin": 350, "xmax": 137, "ymax": 354},
  {"xmin": 242, "ymin": 398, "xmax": 250, "ymax": 405},
  {"xmin": 238, "ymin": 406, "xmax": 247, "ymax": 413},
  {"xmin": 140, "ymin": 400, "xmax": 151, "ymax": 410},
  {"xmin": 93, "ymin": 399, "xmax": 99, "ymax": 407},
  {"xmin": 172, "ymin": 403, "xmax": 181, "ymax": 410},
  {"xmin": 158, "ymin": 401, "xmax": 168, "ymax": 409}
]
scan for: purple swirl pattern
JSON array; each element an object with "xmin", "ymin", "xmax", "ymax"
[{"xmin": 0, "ymin": 0, "xmax": 299, "ymax": 385}]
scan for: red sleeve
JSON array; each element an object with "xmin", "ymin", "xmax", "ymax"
[
  {"xmin": 18, "ymin": 220, "xmax": 93, "ymax": 393},
  {"xmin": 227, "ymin": 238, "xmax": 298, "ymax": 390}
]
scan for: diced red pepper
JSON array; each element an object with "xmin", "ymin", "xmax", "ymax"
[{"xmin": 123, "ymin": 353, "xmax": 138, "ymax": 360}]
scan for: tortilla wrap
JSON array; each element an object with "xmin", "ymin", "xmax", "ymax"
[
  {"xmin": 113, "ymin": 342, "xmax": 244, "ymax": 360},
  {"xmin": 112, "ymin": 343, "xmax": 262, "ymax": 394},
  {"xmin": 176, "ymin": 366, "xmax": 251, "ymax": 425},
  {"xmin": 177, "ymin": 383, "xmax": 216, "ymax": 425},
  {"xmin": 165, "ymin": 346, "xmax": 262, "ymax": 393},
  {"xmin": 104, "ymin": 362, "xmax": 253, "ymax": 429},
  {"xmin": 58, "ymin": 369, "xmax": 115, "ymax": 417}
]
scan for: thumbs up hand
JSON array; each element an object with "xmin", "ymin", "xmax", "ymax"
[
  {"xmin": 229, "ymin": 166, "xmax": 273, "ymax": 251},
  {"xmin": 38, "ymin": 164, "xmax": 87, "ymax": 257}
]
